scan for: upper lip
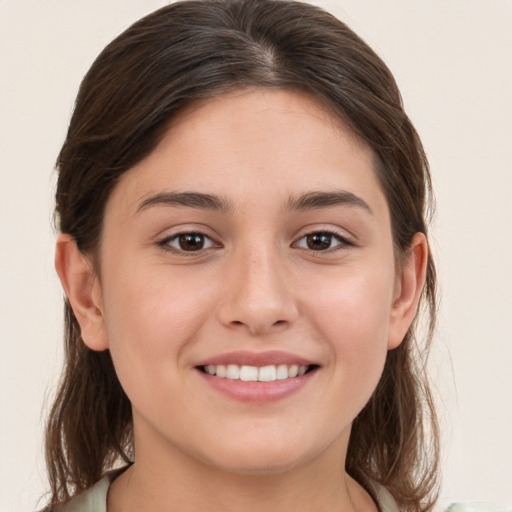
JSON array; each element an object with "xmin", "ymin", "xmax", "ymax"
[{"xmin": 194, "ymin": 350, "xmax": 317, "ymax": 368}]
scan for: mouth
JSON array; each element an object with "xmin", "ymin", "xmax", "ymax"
[
  {"xmin": 197, "ymin": 363, "xmax": 319, "ymax": 382},
  {"xmin": 194, "ymin": 351, "xmax": 320, "ymax": 402}
]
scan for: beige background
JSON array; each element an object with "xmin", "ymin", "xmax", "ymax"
[{"xmin": 1, "ymin": 1, "xmax": 511, "ymax": 510}]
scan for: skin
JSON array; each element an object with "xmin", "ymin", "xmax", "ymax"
[{"xmin": 56, "ymin": 88, "xmax": 427, "ymax": 512}]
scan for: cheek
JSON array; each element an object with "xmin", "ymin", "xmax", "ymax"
[
  {"xmin": 100, "ymin": 266, "xmax": 215, "ymax": 394},
  {"xmin": 311, "ymin": 263, "xmax": 395, "ymax": 342},
  {"xmin": 308, "ymin": 266, "xmax": 394, "ymax": 402}
]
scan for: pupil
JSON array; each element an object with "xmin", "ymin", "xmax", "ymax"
[
  {"xmin": 179, "ymin": 233, "xmax": 204, "ymax": 251},
  {"xmin": 307, "ymin": 233, "xmax": 331, "ymax": 250}
]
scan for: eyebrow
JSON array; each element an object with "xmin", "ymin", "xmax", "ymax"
[
  {"xmin": 136, "ymin": 189, "xmax": 372, "ymax": 215},
  {"xmin": 136, "ymin": 191, "xmax": 232, "ymax": 213},
  {"xmin": 287, "ymin": 190, "xmax": 373, "ymax": 214}
]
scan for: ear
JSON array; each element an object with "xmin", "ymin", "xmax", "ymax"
[
  {"xmin": 55, "ymin": 233, "xmax": 109, "ymax": 351},
  {"xmin": 387, "ymin": 232, "xmax": 429, "ymax": 350}
]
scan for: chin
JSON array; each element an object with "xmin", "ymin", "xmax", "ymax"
[
  {"xmin": 210, "ymin": 454, "xmax": 307, "ymax": 476},
  {"xmin": 195, "ymin": 435, "xmax": 318, "ymax": 476}
]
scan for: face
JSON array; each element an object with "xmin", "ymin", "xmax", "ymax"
[{"xmin": 80, "ymin": 89, "xmax": 416, "ymax": 475}]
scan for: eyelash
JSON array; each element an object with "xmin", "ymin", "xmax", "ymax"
[
  {"xmin": 158, "ymin": 232, "xmax": 219, "ymax": 254},
  {"xmin": 293, "ymin": 230, "xmax": 354, "ymax": 252},
  {"xmin": 158, "ymin": 229, "xmax": 354, "ymax": 255}
]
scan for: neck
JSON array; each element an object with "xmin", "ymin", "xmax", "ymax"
[{"xmin": 107, "ymin": 423, "xmax": 378, "ymax": 512}]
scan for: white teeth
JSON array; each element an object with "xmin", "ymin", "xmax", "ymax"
[
  {"xmin": 276, "ymin": 364, "xmax": 288, "ymax": 380},
  {"xmin": 203, "ymin": 363, "xmax": 311, "ymax": 381},
  {"xmin": 226, "ymin": 364, "xmax": 240, "ymax": 379},
  {"xmin": 258, "ymin": 365, "xmax": 277, "ymax": 382},
  {"xmin": 288, "ymin": 364, "xmax": 299, "ymax": 378},
  {"xmin": 240, "ymin": 365, "xmax": 258, "ymax": 381}
]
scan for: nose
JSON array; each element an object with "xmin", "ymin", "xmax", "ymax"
[{"xmin": 216, "ymin": 245, "xmax": 299, "ymax": 336}]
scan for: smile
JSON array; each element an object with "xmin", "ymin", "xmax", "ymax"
[
  {"xmin": 201, "ymin": 364, "xmax": 312, "ymax": 381},
  {"xmin": 195, "ymin": 351, "xmax": 320, "ymax": 401}
]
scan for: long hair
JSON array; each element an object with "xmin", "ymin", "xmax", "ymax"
[{"xmin": 46, "ymin": 1, "xmax": 440, "ymax": 510}]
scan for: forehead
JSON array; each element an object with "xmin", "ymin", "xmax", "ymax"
[
  {"xmin": 163, "ymin": 87, "xmax": 367, "ymax": 164},
  {"xmin": 105, "ymin": 88, "xmax": 387, "ymax": 219}
]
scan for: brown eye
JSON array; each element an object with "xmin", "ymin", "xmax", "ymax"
[
  {"xmin": 178, "ymin": 233, "xmax": 205, "ymax": 251},
  {"xmin": 295, "ymin": 231, "xmax": 351, "ymax": 252},
  {"xmin": 164, "ymin": 232, "xmax": 215, "ymax": 252},
  {"xmin": 305, "ymin": 233, "xmax": 333, "ymax": 250}
]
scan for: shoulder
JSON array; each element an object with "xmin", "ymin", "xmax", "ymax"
[
  {"xmin": 445, "ymin": 504, "xmax": 512, "ymax": 512},
  {"xmin": 370, "ymin": 483, "xmax": 400, "ymax": 512},
  {"xmin": 54, "ymin": 477, "xmax": 110, "ymax": 512},
  {"xmin": 370, "ymin": 484, "xmax": 512, "ymax": 512},
  {"xmin": 51, "ymin": 466, "xmax": 130, "ymax": 512}
]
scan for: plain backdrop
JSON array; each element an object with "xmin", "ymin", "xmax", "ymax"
[{"xmin": 1, "ymin": 1, "xmax": 511, "ymax": 510}]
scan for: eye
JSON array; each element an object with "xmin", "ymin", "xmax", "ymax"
[
  {"xmin": 295, "ymin": 231, "xmax": 352, "ymax": 251},
  {"xmin": 161, "ymin": 232, "xmax": 217, "ymax": 252}
]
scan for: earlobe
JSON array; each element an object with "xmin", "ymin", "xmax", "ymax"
[
  {"xmin": 387, "ymin": 232, "xmax": 428, "ymax": 350},
  {"xmin": 55, "ymin": 233, "xmax": 109, "ymax": 351}
]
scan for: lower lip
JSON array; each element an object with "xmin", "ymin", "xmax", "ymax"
[{"xmin": 196, "ymin": 369, "xmax": 317, "ymax": 403}]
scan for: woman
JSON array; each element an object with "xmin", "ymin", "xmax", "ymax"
[{"xmin": 46, "ymin": 0, "xmax": 440, "ymax": 510}]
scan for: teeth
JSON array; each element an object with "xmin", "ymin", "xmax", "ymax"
[
  {"xmin": 226, "ymin": 364, "xmax": 240, "ymax": 379},
  {"xmin": 203, "ymin": 364, "xmax": 310, "ymax": 381},
  {"xmin": 258, "ymin": 365, "xmax": 277, "ymax": 382},
  {"xmin": 276, "ymin": 364, "xmax": 288, "ymax": 380},
  {"xmin": 240, "ymin": 365, "xmax": 258, "ymax": 381},
  {"xmin": 288, "ymin": 365, "xmax": 299, "ymax": 378}
]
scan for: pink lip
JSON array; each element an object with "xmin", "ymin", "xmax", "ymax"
[
  {"xmin": 194, "ymin": 350, "xmax": 315, "ymax": 368},
  {"xmin": 193, "ymin": 350, "xmax": 319, "ymax": 403},
  {"xmin": 197, "ymin": 369, "xmax": 317, "ymax": 403}
]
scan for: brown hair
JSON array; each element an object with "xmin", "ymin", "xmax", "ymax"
[{"xmin": 46, "ymin": 0, "xmax": 439, "ymax": 510}]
